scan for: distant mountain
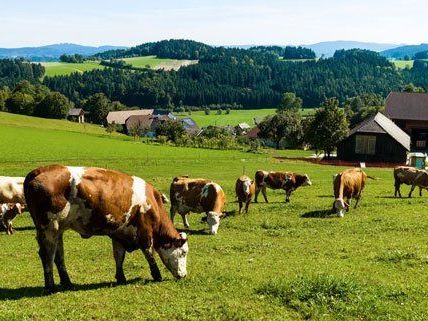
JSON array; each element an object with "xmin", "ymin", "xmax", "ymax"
[
  {"xmin": 303, "ymin": 41, "xmax": 401, "ymax": 58},
  {"xmin": 0, "ymin": 43, "xmax": 128, "ymax": 61},
  {"xmin": 381, "ymin": 44, "xmax": 428, "ymax": 59}
]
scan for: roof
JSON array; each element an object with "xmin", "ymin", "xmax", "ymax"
[
  {"xmin": 107, "ymin": 109, "xmax": 154, "ymax": 125},
  {"xmin": 68, "ymin": 108, "xmax": 84, "ymax": 116},
  {"xmin": 348, "ymin": 112, "xmax": 410, "ymax": 151},
  {"xmin": 246, "ymin": 127, "xmax": 260, "ymax": 138},
  {"xmin": 385, "ymin": 92, "xmax": 428, "ymax": 121},
  {"xmin": 125, "ymin": 115, "xmax": 154, "ymax": 131},
  {"xmin": 181, "ymin": 117, "xmax": 198, "ymax": 129},
  {"xmin": 237, "ymin": 122, "xmax": 251, "ymax": 129}
]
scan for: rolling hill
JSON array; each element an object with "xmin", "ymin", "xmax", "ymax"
[
  {"xmin": 381, "ymin": 44, "xmax": 428, "ymax": 59},
  {"xmin": 304, "ymin": 41, "xmax": 401, "ymax": 58},
  {"xmin": 0, "ymin": 43, "xmax": 127, "ymax": 61}
]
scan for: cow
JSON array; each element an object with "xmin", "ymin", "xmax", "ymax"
[
  {"xmin": 0, "ymin": 203, "xmax": 23, "ymax": 235},
  {"xmin": 0, "ymin": 176, "xmax": 26, "ymax": 234},
  {"xmin": 333, "ymin": 168, "xmax": 372, "ymax": 217},
  {"xmin": 24, "ymin": 165, "xmax": 188, "ymax": 293},
  {"xmin": 170, "ymin": 176, "xmax": 225, "ymax": 235},
  {"xmin": 235, "ymin": 175, "xmax": 255, "ymax": 214},
  {"xmin": 393, "ymin": 166, "xmax": 427, "ymax": 198},
  {"xmin": 254, "ymin": 170, "xmax": 312, "ymax": 203}
]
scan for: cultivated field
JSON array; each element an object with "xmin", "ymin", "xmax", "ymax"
[
  {"xmin": 175, "ymin": 108, "xmax": 315, "ymax": 127},
  {"xmin": 0, "ymin": 113, "xmax": 428, "ymax": 320},
  {"xmin": 41, "ymin": 56, "xmax": 197, "ymax": 76}
]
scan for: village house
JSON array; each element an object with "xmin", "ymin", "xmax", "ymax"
[
  {"xmin": 67, "ymin": 108, "xmax": 86, "ymax": 123},
  {"xmin": 337, "ymin": 112, "xmax": 410, "ymax": 163},
  {"xmin": 385, "ymin": 92, "xmax": 428, "ymax": 151}
]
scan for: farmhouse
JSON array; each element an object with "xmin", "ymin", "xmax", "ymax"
[
  {"xmin": 385, "ymin": 92, "xmax": 428, "ymax": 151},
  {"xmin": 125, "ymin": 114, "xmax": 171, "ymax": 136},
  {"xmin": 337, "ymin": 112, "xmax": 410, "ymax": 163},
  {"xmin": 106, "ymin": 109, "xmax": 154, "ymax": 125},
  {"xmin": 67, "ymin": 108, "xmax": 86, "ymax": 123}
]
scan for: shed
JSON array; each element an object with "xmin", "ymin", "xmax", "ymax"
[
  {"xmin": 337, "ymin": 112, "xmax": 410, "ymax": 163},
  {"xmin": 67, "ymin": 108, "xmax": 86, "ymax": 123},
  {"xmin": 106, "ymin": 109, "xmax": 154, "ymax": 125}
]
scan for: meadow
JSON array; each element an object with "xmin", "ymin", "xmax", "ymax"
[
  {"xmin": 0, "ymin": 113, "xmax": 428, "ymax": 320},
  {"xmin": 175, "ymin": 108, "xmax": 315, "ymax": 127},
  {"xmin": 392, "ymin": 60, "xmax": 414, "ymax": 69},
  {"xmin": 41, "ymin": 56, "xmax": 197, "ymax": 76}
]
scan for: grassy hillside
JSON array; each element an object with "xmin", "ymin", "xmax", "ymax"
[
  {"xmin": 176, "ymin": 108, "xmax": 315, "ymax": 127},
  {"xmin": 122, "ymin": 55, "xmax": 197, "ymax": 70},
  {"xmin": 0, "ymin": 114, "xmax": 427, "ymax": 320},
  {"xmin": 41, "ymin": 61, "xmax": 105, "ymax": 76},
  {"xmin": 392, "ymin": 60, "xmax": 414, "ymax": 69},
  {"xmin": 42, "ymin": 56, "xmax": 197, "ymax": 76}
]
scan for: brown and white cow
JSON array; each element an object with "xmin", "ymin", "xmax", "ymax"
[
  {"xmin": 0, "ymin": 203, "xmax": 23, "ymax": 235},
  {"xmin": 393, "ymin": 166, "xmax": 427, "ymax": 198},
  {"xmin": 170, "ymin": 176, "xmax": 225, "ymax": 235},
  {"xmin": 0, "ymin": 176, "xmax": 26, "ymax": 234},
  {"xmin": 254, "ymin": 170, "xmax": 312, "ymax": 203},
  {"xmin": 235, "ymin": 175, "xmax": 255, "ymax": 214},
  {"xmin": 333, "ymin": 168, "xmax": 372, "ymax": 217},
  {"xmin": 24, "ymin": 165, "xmax": 188, "ymax": 293}
]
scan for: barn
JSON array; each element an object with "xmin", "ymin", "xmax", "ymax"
[
  {"xmin": 337, "ymin": 112, "xmax": 410, "ymax": 163},
  {"xmin": 385, "ymin": 92, "xmax": 428, "ymax": 151}
]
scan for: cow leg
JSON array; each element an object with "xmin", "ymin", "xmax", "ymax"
[
  {"xmin": 36, "ymin": 226, "xmax": 59, "ymax": 293},
  {"xmin": 394, "ymin": 182, "xmax": 401, "ymax": 198},
  {"xmin": 238, "ymin": 201, "xmax": 243, "ymax": 214},
  {"xmin": 181, "ymin": 214, "xmax": 190, "ymax": 228},
  {"xmin": 409, "ymin": 185, "xmax": 416, "ymax": 198},
  {"xmin": 112, "ymin": 239, "xmax": 126, "ymax": 284},
  {"xmin": 285, "ymin": 190, "xmax": 291, "ymax": 203},
  {"xmin": 54, "ymin": 233, "xmax": 73, "ymax": 289},
  {"xmin": 245, "ymin": 199, "xmax": 251, "ymax": 213},
  {"xmin": 170, "ymin": 206, "xmax": 176, "ymax": 223},
  {"xmin": 262, "ymin": 186, "xmax": 269, "ymax": 203},
  {"xmin": 254, "ymin": 187, "xmax": 261, "ymax": 203},
  {"xmin": 142, "ymin": 248, "xmax": 162, "ymax": 281},
  {"xmin": 420, "ymin": 187, "xmax": 423, "ymax": 197}
]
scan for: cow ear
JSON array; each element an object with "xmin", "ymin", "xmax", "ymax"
[{"xmin": 174, "ymin": 238, "xmax": 187, "ymax": 248}]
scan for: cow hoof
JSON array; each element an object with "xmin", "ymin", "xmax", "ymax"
[
  {"xmin": 44, "ymin": 286, "xmax": 58, "ymax": 295},
  {"xmin": 116, "ymin": 278, "xmax": 126, "ymax": 285},
  {"xmin": 153, "ymin": 275, "xmax": 162, "ymax": 282},
  {"xmin": 61, "ymin": 282, "xmax": 74, "ymax": 291}
]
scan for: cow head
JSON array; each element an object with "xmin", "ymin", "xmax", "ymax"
[
  {"xmin": 207, "ymin": 211, "xmax": 221, "ymax": 235},
  {"xmin": 302, "ymin": 174, "xmax": 312, "ymax": 186},
  {"xmin": 157, "ymin": 232, "xmax": 188, "ymax": 279},
  {"xmin": 334, "ymin": 199, "xmax": 347, "ymax": 218}
]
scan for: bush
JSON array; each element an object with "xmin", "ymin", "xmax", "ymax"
[{"xmin": 204, "ymin": 107, "xmax": 211, "ymax": 115}]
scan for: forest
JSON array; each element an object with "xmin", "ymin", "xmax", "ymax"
[{"xmin": 1, "ymin": 40, "xmax": 428, "ymax": 111}]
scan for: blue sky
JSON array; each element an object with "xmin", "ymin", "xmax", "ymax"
[{"xmin": 1, "ymin": 0, "xmax": 427, "ymax": 47}]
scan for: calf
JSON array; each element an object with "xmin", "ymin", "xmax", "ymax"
[
  {"xmin": 393, "ymin": 166, "xmax": 427, "ymax": 198},
  {"xmin": 254, "ymin": 170, "xmax": 312, "ymax": 203},
  {"xmin": 0, "ymin": 203, "xmax": 23, "ymax": 235},
  {"xmin": 170, "ymin": 176, "xmax": 225, "ymax": 235},
  {"xmin": 235, "ymin": 175, "xmax": 255, "ymax": 214},
  {"xmin": 0, "ymin": 176, "xmax": 26, "ymax": 234},
  {"xmin": 333, "ymin": 168, "xmax": 371, "ymax": 217},
  {"xmin": 24, "ymin": 165, "xmax": 188, "ymax": 293}
]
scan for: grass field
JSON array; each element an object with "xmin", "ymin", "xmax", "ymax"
[
  {"xmin": 175, "ymin": 108, "xmax": 315, "ymax": 127},
  {"xmin": 41, "ymin": 61, "xmax": 105, "ymax": 77},
  {"xmin": 1, "ymin": 112, "xmax": 428, "ymax": 320},
  {"xmin": 41, "ymin": 56, "xmax": 197, "ymax": 76},
  {"xmin": 122, "ymin": 56, "xmax": 197, "ymax": 71},
  {"xmin": 392, "ymin": 60, "xmax": 414, "ymax": 69}
]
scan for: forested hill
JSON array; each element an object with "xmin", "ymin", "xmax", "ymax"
[{"xmin": 2, "ymin": 40, "xmax": 428, "ymax": 110}]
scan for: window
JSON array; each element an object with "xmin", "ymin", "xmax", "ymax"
[
  {"xmin": 355, "ymin": 135, "xmax": 376, "ymax": 155},
  {"xmin": 416, "ymin": 140, "xmax": 426, "ymax": 149}
]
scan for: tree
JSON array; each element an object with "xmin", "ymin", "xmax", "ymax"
[
  {"xmin": 155, "ymin": 120, "xmax": 186, "ymax": 143},
  {"xmin": 305, "ymin": 98, "xmax": 349, "ymax": 158},
  {"xmin": 83, "ymin": 93, "xmax": 111, "ymax": 124},
  {"xmin": 0, "ymin": 87, "xmax": 11, "ymax": 111},
  {"xmin": 402, "ymin": 83, "xmax": 425, "ymax": 93},
  {"xmin": 277, "ymin": 92, "xmax": 302, "ymax": 112},
  {"xmin": 34, "ymin": 92, "xmax": 73, "ymax": 119},
  {"xmin": 258, "ymin": 110, "xmax": 303, "ymax": 149},
  {"xmin": 6, "ymin": 91, "xmax": 35, "ymax": 115}
]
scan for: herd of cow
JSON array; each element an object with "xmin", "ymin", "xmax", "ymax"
[{"xmin": 0, "ymin": 164, "xmax": 426, "ymax": 292}]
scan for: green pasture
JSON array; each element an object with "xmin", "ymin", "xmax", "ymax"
[
  {"xmin": 122, "ymin": 56, "xmax": 197, "ymax": 70},
  {"xmin": 41, "ymin": 61, "xmax": 105, "ymax": 77},
  {"xmin": 0, "ymin": 112, "xmax": 427, "ymax": 320},
  {"xmin": 176, "ymin": 108, "xmax": 315, "ymax": 127},
  {"xmin": 392, "ymin": 60, "xmax": 414, "ymax": 69}
]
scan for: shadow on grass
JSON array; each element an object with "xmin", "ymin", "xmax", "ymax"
[
  {"xmin": 301, "ymin": 209, "xmax": 335, "ymax": 219},
  {"xmin": 375, "ymin": 195, "xmax": 414, "ymax": 199},
  {"xmin": 177, "ymin": 228, "xmax": 209, "ymax": 236},
  {"xmin": 316, "ymin": 195, "xmax": 333, "ymax": 198},
  {"xmin": 0, "ymin": 277, "xmax": 143, "ymax": 300},
  {"xmin": 13, "ymin": 226, "xmax": 35, "ymax": 231}
]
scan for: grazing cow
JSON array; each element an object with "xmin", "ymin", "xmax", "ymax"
[
  {"xmin": 24, "ymin": 165, "xmax": 188, "ymax": 293},
  {"xmin": 254, "ymin": 170, "xmax": 312, "ymax": 203},
  {"xmin": 0, "ymin": 203, "xmax": 23, "ymax": 235},
  {"xmin": 235, "ymin": 175, "xmax": 255, "ymax": 214},
  {"xmin": 0, "ymin": 176, "xmax": 26, "ymax": 234},
  {"xmin": 170, "ymin": 176, "xmax": 225, "ymax": 235},
  {"xmin": 333, "ymin": 168, "xmax": 372, "ymax": 217},
  {"xmin": 393, "ymin": 166, "xmax": 427, "ymax": 198}
]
